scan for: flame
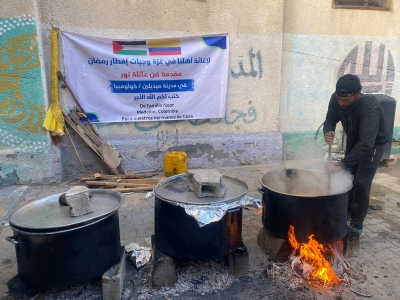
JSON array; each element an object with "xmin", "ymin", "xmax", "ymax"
[
  {"xmin": 288, "ymin": 225, "xmax": 344, "ymax": 285},
  {"xmin": 253, "ymin": 208, "xmax": 263, "ymax": 218}
]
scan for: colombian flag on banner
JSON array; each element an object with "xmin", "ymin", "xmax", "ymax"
[
  {"xmin": 112, "ymin": 39, "xmax": 181, "ymax": 56},
  {"xmin": 148, "ymin": 39, "xmax": 181, "ymax": 56}
]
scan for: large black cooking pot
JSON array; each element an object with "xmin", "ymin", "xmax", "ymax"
[
  {"xmin": 259, "ymin": 168, "xmax": 352, "ymax": 244},
  {"xmin": 154, "ymin": 173, "xmax": 248, "ymax": 260},
  {"xmin": 6, "ymin": 189, "xmax": 123, "ymax": 288}
]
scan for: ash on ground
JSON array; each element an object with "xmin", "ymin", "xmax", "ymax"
[
  {"xmin": 42, "ymin": 278, "xmax": 102, "ymax": 300},
  {"xmin": 122, "ymin": 259, "xmax": 238, "ymax": 300}
]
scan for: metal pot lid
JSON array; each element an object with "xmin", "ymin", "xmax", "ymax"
[
  {"xmin": 9, "ymin": 189, "xmax": 123, "ymax": 232},
  {"xmin": 154, "ymin": 173, "xmax": 248, "ymax": 205}
]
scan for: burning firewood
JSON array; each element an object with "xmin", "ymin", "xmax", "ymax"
[{"xmin": 287, "ymin": 225, "xmax": 347, "ymax": 286}]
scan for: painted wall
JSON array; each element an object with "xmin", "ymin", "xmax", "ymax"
[
  {"xmin": 0, "ymin": 1, "xmax": 61, "ymax": 186},
  {"xmin": 280, "ymin": 1, "xmax": 400, "ymax": 159},
  {"xmin": 1, "ymin": 0, "xmax": 284, "ymax": 183}
]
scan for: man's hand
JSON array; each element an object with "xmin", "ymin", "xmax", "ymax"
[
  {"xmin": 325, "ymin": 161, "xmax": 342, "ymax": 173},
  {"xmin": 324, "ymin": 131, "xmax": 335, "ymax": 145}
]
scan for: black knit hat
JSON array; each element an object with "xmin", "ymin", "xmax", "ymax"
[{"xmin": 336, "ymin": 74, "xmax": 362, "ymax": 96}]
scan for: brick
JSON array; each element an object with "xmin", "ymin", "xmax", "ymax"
[
  {"xmin": 151, "ymin": 235, "xmax": 176, "ymax": 288},
  {"xmin": 102, "ymin": 247, "xmax": 126, "ymax": 300},
  {"xmin": 226, "ymin": 243, "xmax": 249, "ymax": 278}
]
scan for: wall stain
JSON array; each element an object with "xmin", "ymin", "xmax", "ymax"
[{"xmin": 147, "ymin": 143, "xmax": 230, "ymax": 162}]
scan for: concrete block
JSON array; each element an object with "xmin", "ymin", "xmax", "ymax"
[
  {"xmin": 343, "ymin": 225, "xmax": 360, "ymax": 257},
  {"xmin": 7, "ymin": 275, "xmax": 28, "ymax": 294},
  {"xmin": 102, "ymin": 247, "xmax": 126, "ymax": 300},
  {"xmin": 186, "ymin": 169, "xmax": 225, "ymax": 197},
  {"xmin": 100, "ymin": 141, "xmax": 122, "ymax": 169},
  {"xmin": 65, "ymin": 186, "xmax": 94, "ymax": 217},
  {"xmin": 257, "ymin": 227, "xmax": 292, "ymax": 262},
  {"xmin": 227, "ymin": 243, "xmax": 249, "ymax": 278},
  {"xmin": 151, "ymin": 235, "xmax": 176, "ymax": 288},
  {"xmin": 380, "ymin": 155, "xmax": 397, "ymax": 167}
]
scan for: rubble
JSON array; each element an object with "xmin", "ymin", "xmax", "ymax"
[
  {"xmin": 65, "ymin": 186, "xmax": 94, "ymax": 217},
  {"xmin": 186, "ymin": 169, "xmax": 225, "ymax": 197}
]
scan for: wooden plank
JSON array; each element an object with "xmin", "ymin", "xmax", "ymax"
[
  {"xmin": 63, "ymin": 112, "xmax": 118, "ymax": 175},
  {"xmin": 80, "ymin": 174, "xmax": 156, "ymax": 181},
  {"xmin": 64, "ymin": 114, "xmax": 101, "ymax": 156},
  {"xmin": 69, "ymin": 111, "xmax": 103, "ymax": 147},
  {"xmin": 85, "ymin": 181, "xmax": 156, "ymax": 188},
  {"xmin": 117, "ymin": 178, "xmax": 162, "ymax": 184},
  {"xmin": 109, "ymin": 187, "xmax": 154, "ymax": 193}
]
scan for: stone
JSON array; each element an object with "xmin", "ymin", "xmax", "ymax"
[
  {"xmin": 343, "ymin": 224, "xmax": 360, "ymax": 257},
  {"xmin": 102, "ymin": 247, "xmax": 126, "ymax": 300},
  {"xmin": 7, "ymin": 275, "xmax": 28, "ymax": 294},
  {"xmin": 100, "ymin": 142, "xmax": 122, "ymax": 169},
  {"xmin": 257, "ymin": 227, "xmax": 293, "ymax": 262},
  {"xmin": 226, "ymin": 243, "xmax": 249, "ymax": 278},
  {"xmin": 381, "ymin": 155, "xmax": 398, "ymax": 167},
  {"xmin": 65, "ymin": 186, "xmax": 94, "ymax": 217},
  {"xmin": 186, "ymin": 169, "xmax": 225, "ymax": 197},
  {"xmin": 151, "ymin": 235, "xmax": 176, "ymax": 288}
]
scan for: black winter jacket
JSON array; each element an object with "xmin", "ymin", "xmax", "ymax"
[{"xmin": 323, "ymin": 93, "xmax": 389, "ymax": 169}]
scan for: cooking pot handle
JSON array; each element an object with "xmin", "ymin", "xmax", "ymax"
[
  {"xmin": 257, "ymin": 188, "xmax": 265, "ymax": 195},
  {"xmin": 5, "ymin": 236, "xmax": 26, "ymax": 245}
]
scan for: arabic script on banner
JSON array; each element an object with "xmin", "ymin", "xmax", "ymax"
[{"xmin": 61, "ymin": 33, "xmax": 229, "ymax": 123}]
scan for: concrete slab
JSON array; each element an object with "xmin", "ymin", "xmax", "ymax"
[{"xmin": 1, "ymin": 160, "xmax": 400, "ymax": 299}]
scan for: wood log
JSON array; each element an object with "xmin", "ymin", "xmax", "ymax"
[
  {"xmin": 84, "ymin": 181, "xmax": 156, "ymax": 188},
  {"xmin": 80, "ymin": 174, "xmax": 157, "ymax": 181},
  {"xmin": 109, "ymin": 187, "xmax": 154, "ymax": 193}
]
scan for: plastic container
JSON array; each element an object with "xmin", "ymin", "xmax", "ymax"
[
  {"xmin": 164, "ymin": 151, "xmax": 188, "ymax": 177},
  {"xmin": 375, "ymin": 94, "xmax": 396, "ymax": 159}
]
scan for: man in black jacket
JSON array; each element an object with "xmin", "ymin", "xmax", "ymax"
[{"xmin": 323, "ymin": 74, "xmax": 389, "ymax": 238}]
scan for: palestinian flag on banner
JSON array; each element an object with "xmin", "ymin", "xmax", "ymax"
[
  {"xmin": 148, "ymin": 39, "xmax": 181, "ymax": 56},
  {"xmin": 113, "ymin": 41, "xmax": 148, "ymax": 55}
]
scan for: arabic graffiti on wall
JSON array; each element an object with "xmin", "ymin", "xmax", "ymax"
[
  {"xmin": 0, "ymin": 16, "xmax": 47, "ymax": 149},
  {"xmin": 335, "ymin": 41, "xmax": 395, "ymax": 95},
  {"xmin": 230, "ymin": 48, "xmax": 263, "ymax": 79}
]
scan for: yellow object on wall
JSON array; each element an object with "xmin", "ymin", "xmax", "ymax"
[
  {"xmin": 164, "ymin": 151, "xmax": 188, "ymax": 177},
  {"xmin": 43, "ymin": 27, "xmax": 65, "ymax": 136}
]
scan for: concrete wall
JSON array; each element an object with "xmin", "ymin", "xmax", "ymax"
[
  {"xmin": 281, "ymin": 1, "xmax": 400, "ymax": 159},
  {"xmin": 0, "ymin": 0, "xmax": 284, "ymax": 184},
  {"xmin": 0, "ymin": 1, "xmax": 61, "ymax": 185}
]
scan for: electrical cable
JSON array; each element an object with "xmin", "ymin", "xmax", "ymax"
[{"xmin": 314, "ymin": 121, "xmax": 342, "ymax": 153}]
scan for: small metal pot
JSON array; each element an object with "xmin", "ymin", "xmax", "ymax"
[
  {"xmin": 259, "ymin": 169, "xmax": 352, "ymax": 244},
  {"xmin": 6, "ymin": 189, "xmax": 123, "ymax": 288}
]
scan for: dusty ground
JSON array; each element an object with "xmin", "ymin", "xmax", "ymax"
[{"xmin": 1, "ymin": 159, "xmax": 400, "ymax": 300}]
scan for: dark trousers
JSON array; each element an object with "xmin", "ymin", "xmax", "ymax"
[{"xmin": 347, "ymin": 144, "xmax": 385, "ymax": 228}]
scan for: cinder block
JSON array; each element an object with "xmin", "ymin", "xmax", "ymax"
[
  {"xmin": 151, "ymin": 235, "xmax": 176, "ymax": 288},
  {"xmin": 186, "ymin": 169, "xmax": 225, "ymax": 197},
  {"xmin": 227, "ymin": 243, "xmax": 249, "ymax": 278},
  {"xmin": 343, "ymin": 225, "xmax": 360, "ymax": 257},
  {"xmin": 7, "ymin": 275, "xmax": 29, "ymax": 294},
  {"xmin": 102, "ymin": 247, "xmax": 126, "ymax": 300},
  {"xmin": 65, "ymin": 186, "xmax": 94, "ymax": 217},
  {"xmin": 257, "ymin": 227, "xmax": 292, "ymax": 262}
]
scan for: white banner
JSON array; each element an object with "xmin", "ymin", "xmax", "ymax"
[{"xmin": 61, "ymin": 32, "xmax": 229, "ymax": 123}]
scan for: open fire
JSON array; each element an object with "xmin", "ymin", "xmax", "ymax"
[{"xmin": 287, "ymin": 225, "xmax": 346, "ymax": 286}]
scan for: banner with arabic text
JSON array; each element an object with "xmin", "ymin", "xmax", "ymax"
[{"xmin": 61, "ymin": 32, "xmax": 229, "ymax": 122}]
